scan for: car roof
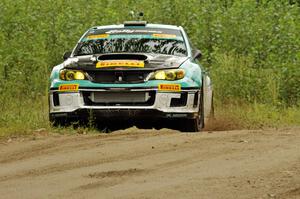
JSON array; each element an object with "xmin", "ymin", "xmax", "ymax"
[{"xmin": 91, "ymin": 23, "xmax": 182, "ymax": 30}]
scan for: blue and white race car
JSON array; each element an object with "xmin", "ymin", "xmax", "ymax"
[{"xmin": 49, "ymin": 21, "xmax": 213, "ymax": 132}]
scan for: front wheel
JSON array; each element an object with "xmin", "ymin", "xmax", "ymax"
[{"xmin": 49, "ymin": 114, "xmax": 69, "ymax": 127}]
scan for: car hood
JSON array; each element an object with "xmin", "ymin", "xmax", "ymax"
[{"xmin": 63, "ymin": 53, "xmax": 189, "ymax": 71}]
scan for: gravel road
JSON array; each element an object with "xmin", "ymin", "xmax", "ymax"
[{"xmin": 0, "ymin": 127, "xmax": 299, "ymax": 199}]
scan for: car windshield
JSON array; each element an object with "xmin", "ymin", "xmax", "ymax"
[{"xmin": 74, "ymin": 28, "xmax": 187, "ymax": 57}]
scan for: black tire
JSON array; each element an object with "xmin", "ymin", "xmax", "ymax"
[
  {"xmin": 49, "ymin": 113, "xmax": 79, "ymax": 127},
  {"xmin": 49, "ymin": 115, "xmax": 68, "ymax": 127},
  {"xmin": 135, "ymin": 123, "xmax": 153, "ymax": 129},
  {"xmin": 49, "ymin": 116, "xmax": 61, "ymax": 127},
  {"xmin": 180, "ymin": 88, "xmax": 204, "ymax": 132}
]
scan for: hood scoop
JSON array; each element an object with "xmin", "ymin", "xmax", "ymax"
[{"xmin": 98, "ymin": 54, "xmax": 148, "ymax": 61}]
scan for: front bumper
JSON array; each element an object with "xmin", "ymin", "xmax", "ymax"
[{"xmin": 49, "ymin": 88, "xmax": 200, "ymax": 119}]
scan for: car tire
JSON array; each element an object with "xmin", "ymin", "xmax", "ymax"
[
  {"xmin": 180, "ymin": 88, "xmax": 204, "ymax": 132},
  {"xmin": 49, "ymin": 114, "xmax": 69, "ymax": 127}
]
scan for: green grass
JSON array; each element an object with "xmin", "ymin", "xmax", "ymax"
[
  {"xmin": 0, "ymin": 96, "xmax": 49, "ymax": 137},
  {"xmin": 207, "ymin": 103, "xmax": 300, "ymax": 131}
]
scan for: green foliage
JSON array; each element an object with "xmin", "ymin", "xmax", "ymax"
[
  {"xmin": 211, "ymin": 53, "xmax": 283, "ymax": 105},
  {"xmin": 0, "ymin": 0, "xmax": 299, "ymax": 133},
  {"xmin": 211, "ymin": 102, "xmax": 300, "ymax": 130}
]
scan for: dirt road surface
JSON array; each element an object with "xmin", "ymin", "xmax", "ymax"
[{"xmin": 0, "ymin": 127, "xmax": 299, "ymax": 199}]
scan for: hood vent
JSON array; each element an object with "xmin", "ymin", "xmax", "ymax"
[{"xmin": 98, "ymin": 54, "xmax": 148, "ymax": 61}]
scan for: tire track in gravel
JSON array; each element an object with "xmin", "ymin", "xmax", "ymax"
[
  {"xmin": 0, "ymin": 131, "xmax": 246, "ymax": 182},
  {"xmin": 0, "ymin": 128, "xmax": 299, "ymax": 199},
  {"xmin": 0, "ymin": 130, "xmax": 171, "ymax": 164},
  {"xmin": 66, "ymin": 129, "xmax": 300, "ymax": 196}
]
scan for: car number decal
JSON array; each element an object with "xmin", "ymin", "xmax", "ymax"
[
  {"xmin": 58, "ymin": 84, "xmax": 79, "ymax": 91},
  {"xmin": 96, "ymin": 60, "xmax": 145, "ymax": 68},
  {"xmin": 158, "ymin": 84, "xmax": 181, "ymax": 92}
]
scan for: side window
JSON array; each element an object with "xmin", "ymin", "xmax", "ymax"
[
  {"xmin": 188, "ymin": 39, "xmax": 196, "ymax": 56},
  {"xmin": 189, "ymin": 39, "xmax": 201, "ymax": 64}
]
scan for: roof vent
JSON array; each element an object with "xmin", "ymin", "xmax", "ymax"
[{"xmin": 124, "ymin": 21, "xmax": 147, "ymax": 27}]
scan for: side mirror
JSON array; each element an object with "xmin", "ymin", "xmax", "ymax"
[
  {"xmin": 63, "ymin": 51, "xmax": 72, "ymax": 60},
  {"xmin": 192, "ymin": 49, "xmax": 202, "ymax": 60}
]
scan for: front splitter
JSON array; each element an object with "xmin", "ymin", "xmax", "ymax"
[{"xmin": 50, "ymin": 109, "xmax": 197, "ymax": 120}]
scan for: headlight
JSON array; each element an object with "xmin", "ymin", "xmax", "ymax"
[
  {"xmin": 149, "ymin": 69, "xmax": 185, "ymax": 81},
  {"xmin": 59, "ymin": 69, "xmax": 86, "ymax": 80}
]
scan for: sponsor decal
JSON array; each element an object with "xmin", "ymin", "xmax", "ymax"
[
  {"xmin": 86, "ymin": 34, "xmax": 109, "ymax": 39},
  {"xmin": 158, "ymin": 84, "xmax": 181, "ymax": 92},
  {"xmin": 58, "ymin": 84, "xmax": 79, "ymax": 91},
  {"xmin": 96, "ymin": 60, "xmax": 145, "ymax": 68},
  {"xmin": 152, "ymin": 34, "xmax": 177, "ymax": 39},
  {"xmin": 105, "ymin": 29, "xmax": 162, "ymax": 34}
]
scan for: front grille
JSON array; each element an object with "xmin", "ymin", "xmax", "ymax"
[
  {"xmin": 82, "ymin": 91, "xmax": 155, "ymax": 106},
  {"xmin": 87, "ymin": 71, "xmax": 151, "ymax": 83}
]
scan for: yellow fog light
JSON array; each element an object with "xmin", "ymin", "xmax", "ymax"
[
  {"xmin": 60, "ymin": 69, "xmax": 86, "ymax": 80},
  {"xmin": 175, "ymin": 69, "xmax": 185, "ymax": 79},
  {"xmin": 154, "ymin": 71, "xmax": 166, "ymax": 80},
  {"xmin": 74, "ymin": 71, "xmax": 85, "ymax": 80},
  {"xmin": 165, "ymin": 70, "xmax": 176, "ymax": 80},
  {"xmin": 65, "ymin": 71, "xmax": 75, "ymax": 81},
  {"xmin": 59, "ymin": 70, "xmax": 66, "ymax": 80},
  {"xmin": 149, "ymin": 69, "xmax": 185, "ymax": 81}
]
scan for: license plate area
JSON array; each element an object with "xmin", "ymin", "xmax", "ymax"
[{"xmin": 89, "ymin": 92, "xmax": 150, "ymax": 103}]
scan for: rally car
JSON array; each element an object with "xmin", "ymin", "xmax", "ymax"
[{"xmin": 49, "ymin": 21, "xmax": 213, "ymax": 132}]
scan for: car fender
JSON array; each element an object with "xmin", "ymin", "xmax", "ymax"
[{"xmin": 203, "ymin": 74, "xmax": 213, "ymax": 119}]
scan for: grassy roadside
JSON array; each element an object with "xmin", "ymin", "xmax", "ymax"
[{"xmin": 205, "ymin": 103, "xmax": 300, "ymax": 131}]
